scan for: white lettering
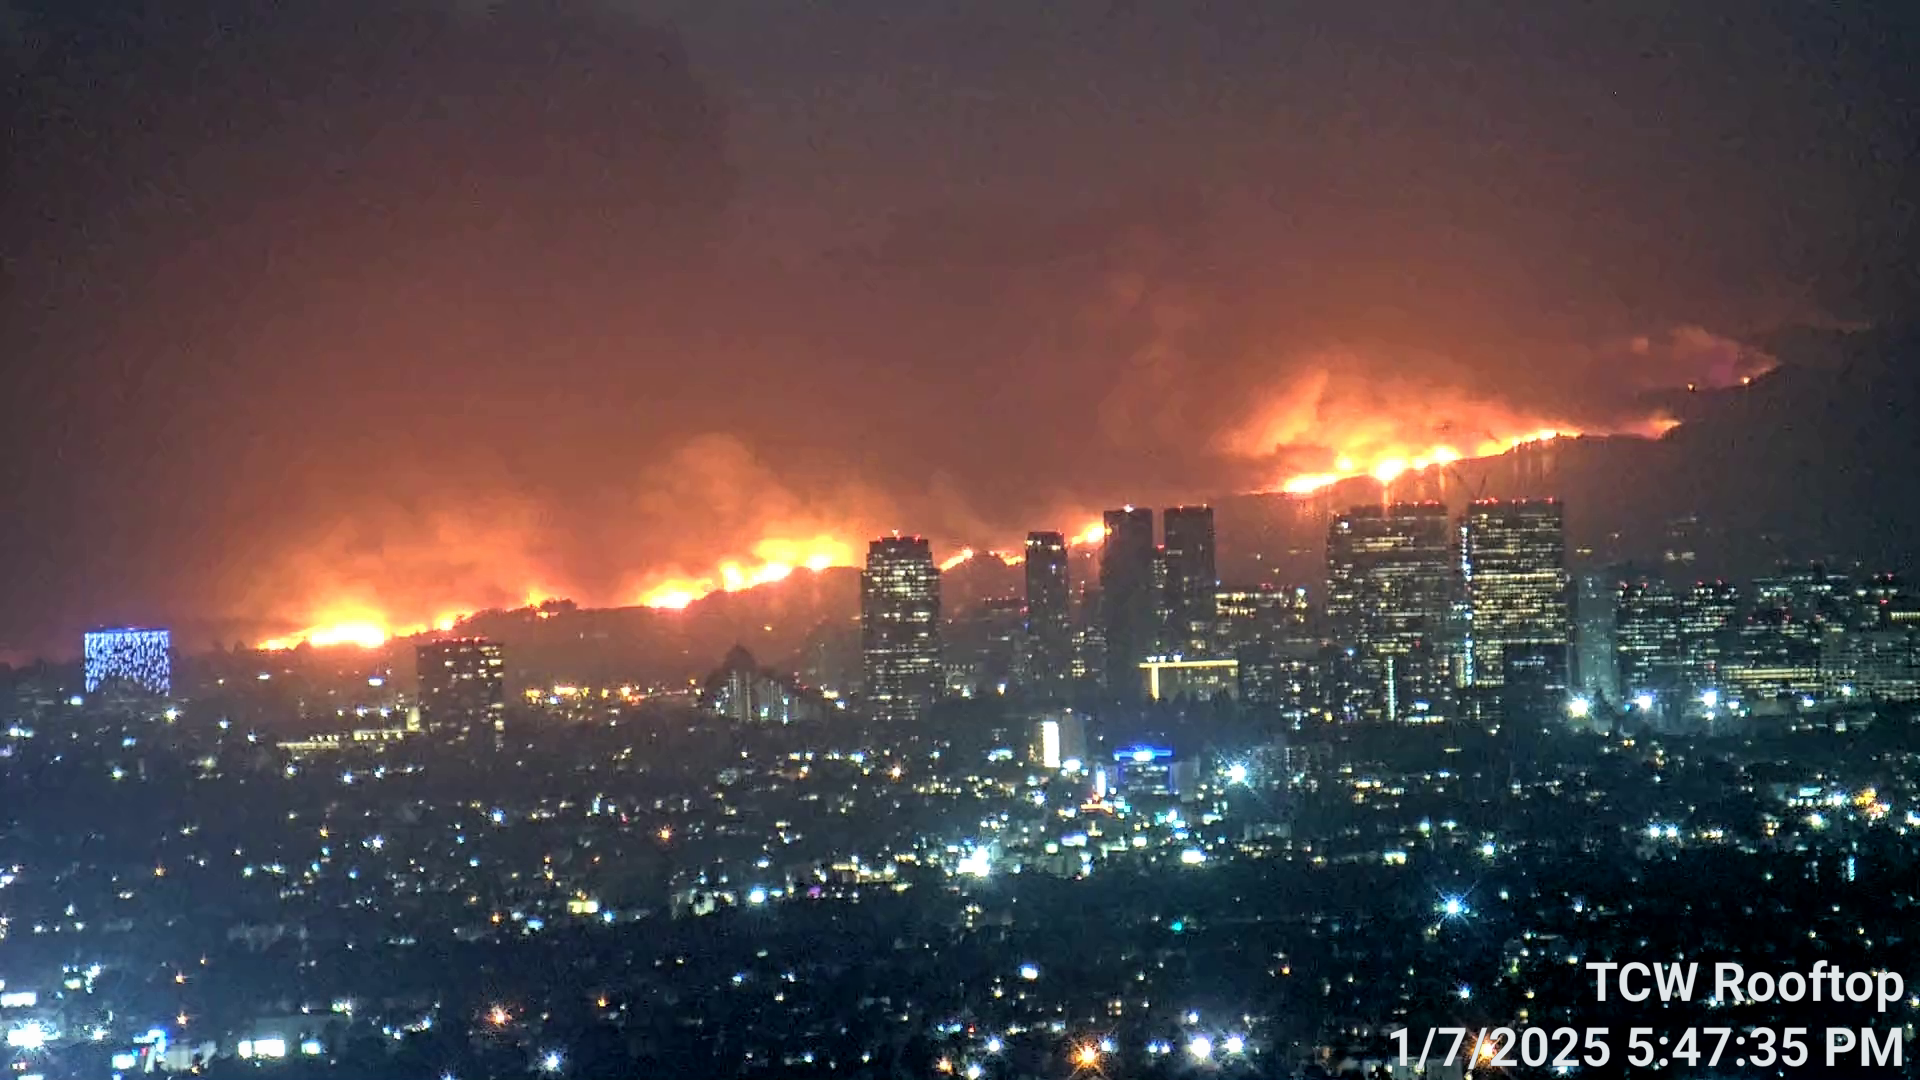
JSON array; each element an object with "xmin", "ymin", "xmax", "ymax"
[
  {"xmin": 1862, "ymin": 1028, "xmax": 1902, "ymax": 1067},
  {"xmin": 1714, "ymin": 963, "xmax": 1746, "ymax": 1004},
  {"xmin": 1653, "ymin": 963, "xmax": 1698, "ymax": 1002},
  {"xmin": 1877, "ymin": 972, "xmax": 1906, "ymax": 1013},
  {"xmin": 1827, "ymin": 1028, "xmax": 1857, "ymax": 1067},
  {"xmin": 1620, "ymin": 962, "xmax": 1651, "ymax": 1002},
  {"xmin": 1586, "ymin": 962, "xmax": 1620, "ymax": 1002}
]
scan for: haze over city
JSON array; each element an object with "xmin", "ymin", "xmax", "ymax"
[
  {"xmin": 2, "ymin": 0, "xmax": 1912, "ymax": 656},
  {"xmin": 6, "ymin": 5, "xmax": 1920, "ymax": 1080}
]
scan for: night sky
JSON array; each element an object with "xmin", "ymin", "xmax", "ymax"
[{"xmin": 1, "ymin": 0, "xmax": 1913, "ymax": 655}]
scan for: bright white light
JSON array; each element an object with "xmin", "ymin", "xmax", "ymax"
[
  {"xmin": 1566, "ymin": 696, "xmax": 1591, "ymax": 719},
  {"xmin": 253, "ymin": 1037, "xmax": 288, "ymax": 1058},
  {"xmin": 1147, "ymin": 1039, "xmax": 1171, "ymax": 1056},
  {"xmin": 1098, "ymin": 1037, "xmax": 1116, "ymax": 1053},
  {"xmin": 540, "ymin": 1049, "xmax": 564, "ymax": 1073},
  {"xmin": 984, "ymin": 1036, "xmax": 1003, "ymax": 1054},
  {"xmin": 301, "ymin": 1039, "xmax": 323, "ymax": 1055},
  {"xmin": 1187, "ymin": 1035, "xmax": 1213, "ymax": 1061},
  {"xmin": 1440, "ymin": 895, "xmax": 1465, "ymax": 918},
  {"xmin": 1633, "ymin": 692, "xmax": 1655, "ymax": 712},
  {"xmin": 1223, "ymin": 1034, "xmax": 1246, "ymax": 1054},
  {"xmin": 1480, "ymin": 841, "xmax": 1496, "ymax": 858},
  {"xmin": 111, "ymin": 1053, "xmax": 138, "ymax": 1070},
  {"xmin": 1663, "ymin": 824, "xmax": 1678, "ymax": 840},
  {"xmin": 1699, "ymin": 688, "xmax": 1718, "ymax": 709},
  {"xmin": 964, "ymin": 1064, "xmax": 983, "ymax": 1080},
  {"xmin": 7, "ymin": 1023, "xmax": 47, "ymax": 1049},
  {"xmin": 1179, "ymin": 848, "xmax": 1207, "ymax": 865},
  {"xmin": 957, "ymin": 848, "xmax": 993, "ymax": 878},
  {"xmin": 1018, "ymin": 963, "xmax": 1040, "ymax": 981},
  {"xmin": 1224, "ymin": 762, "xmax": 1250, "ymax": 785},
  {"xmin": 1132, "ymin": 749, "xmax": 1155, "ymax": 763},
  {"xmin": 746, "ymin": 887, "xmax": 768, "ymax": 905},
  {"xmin": 1457, "ymin": 984, "xmax": 1472, "ymax": 1000}
]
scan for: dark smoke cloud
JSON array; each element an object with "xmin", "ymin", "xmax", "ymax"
[{"xmin": 0, "ymin": 0, "xmax": 1911, "ymax": 651}]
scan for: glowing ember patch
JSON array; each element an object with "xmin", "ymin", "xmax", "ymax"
[
  {"xmin": 641, "ymin": 587, "xmax": 700, "ymax": 610},
  {"xmin": 1276, "ymin": 429, "xmax": 1577, "ymax": 495},
  {"xmin": 305, "ymin": 622, "xmax": 390, "ymax": 648},
  {"xmin": 1068, "ymin": 521, "xmax": 1108, "ymax": 547},
  {"xmin": 939, "ymin": 547, "xmax": 975, "ymax": 572},
  {"xmin": 639, "ymin": 535, "xmax": 858, "ymax": 610}
]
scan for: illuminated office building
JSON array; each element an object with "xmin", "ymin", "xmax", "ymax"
[
  {"xmin": 861, "ymin": 535, "xmax": 942, "ymax": 724},
  {"xmin": 1099, "ymin": 507, "xmax": 1156, "ymax": 696},
  {"xmin": 1615, "ymin": 580, "xmax": 1682, "ymax": 698},
  {"xmin": 1460, "ymin": 499, "xmax": 1569, "ymax": 689},
  {"xmin": 1023, "ymin": 530, "xmax": 1072, "ymax": 698},
  {"xmin": 1572, "ymin": 571, "xmax": 1621, "ymax": 702},
  {"xmin": 1160, "ymin": 505, "xmax": 1218, "ymax": 657},
  {"xmin": 1679, "ymin": 580, "xmax": 1740, "ymax": 689},
  {"xmin": 82, "ymin": 627, "xmax": 172, "ymax": 695},
  {"xmin": 416, "ymin": 638, "xmax": 505, "ymax": 744},
  {"xmin": 1326, "ymin": 503, "xmax": 1455, "ymax": 722},
  {"xmin": 1027, "ymin": 709, "xmax": 1088, "ymax": 769}
]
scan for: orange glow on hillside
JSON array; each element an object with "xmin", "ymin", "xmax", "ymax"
[
  {"xmin": 939, "ymin": 547, "xmax": 975, "ymax": 572},
  {"xmin": 1278, "ymin": 427, "xmax": 1576, "ymax": 494},
  {"xmin": 637, "ymin": 536, "xmax": 858, "ymax": 610},
  {"xmin": 1068, "ymin": 521, "xmax": 1108, "ymax": 547},
  {"xmin": 260, "ymin": 599, "xmax": 494, "ymax": 650},
  {"xmin": 262, "ymin": 611, "xmax": 409, "ymax": 651}
]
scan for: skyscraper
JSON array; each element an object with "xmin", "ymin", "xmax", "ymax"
[
  {"xmin": 1679, "ymin": 580, "xmax": 1740, "ymax": 691},
  {"xmin": 1326, "ymin": 503, "xmax": 1454, "ymax": 722},
  {"xmin": 1023, "ymin": 530, "xmax": 1072, "ymax": 699},
  {"xmin": 82, "ymin": 627, "xmax": 172, "ymax": 695},
  {"xmin": 1160, "ymin": 505, "xmax": 1218, "ymax": 657},
  {"xmin": 416, "ymin": 637, "xmax": 505, "ymax": 744},
  {"xmin": 1460, "ymin": 499, "xmax": 1570, "ymax": 690},
  {"xmin": 1615, "ymin": 580, "xmax": 1682, "ymax": 700},
  {"xmin": 1098, "ymin": 507, "xmax": 1155, "ymax": 696},
  {"xmin": 1573, "ymin": 570, "xmax": 1622, "ymax": 703},
  {"xmin": 861, "ymin": 535, "xmax": 942, "ymax": 724}
]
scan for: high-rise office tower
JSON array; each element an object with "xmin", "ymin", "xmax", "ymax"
[
  {"xmin": 1615, "ymin": 580, "xmax": 1682, "ymax": 699},
  {"xmin": 1326, "ymin": 503, "xmax": 1455, "ymax": 722},
  {"xmin": 82, "ymin": 627, "xmax": 172, "ymax": 695},
  {"xmin": 1679, "ymin": 580, "xmax": 1740, "ymax": 690},
  {"xmin": 1023, "ymin": 531, "xmax": 1072, "ymax": 699},
  {"xmin": 416, "ymin": 638, "xmax": 505, "ymax": 744},
  {"xmin": 1160, "ymin": 505, "xmax": 1218, "ymax": 657},
  {"xmin": 861, "ymin": 535, "xmax": 942, "ymax": 724},
  {"xmin": 1214, "ymin": 585, "xmax": 1311, "ymax": 649},
  {"xmin": 1460, "ymin": 499, "xmax": 1570, "ymax": 690},
  {"xmin": 1573, "ymin": 571, "xmax": 1622, "ymax": 703},
  {"xmin": 1098, "ymin": 507, "xmax": 1156, "ymax": 696}
]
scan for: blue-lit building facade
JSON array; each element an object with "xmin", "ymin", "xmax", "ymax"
[{"xmin": 82, "ymin": 627, "xmax": 172, "ymax": 695}]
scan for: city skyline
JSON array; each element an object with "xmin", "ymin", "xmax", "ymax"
[
  {"xmin": 2, "ymin": 1, "xmax": 1912, "ymax": 658},
  {"xmin": 1, "ymin": 5, "xmax": 1915, "ymax": 1078}
]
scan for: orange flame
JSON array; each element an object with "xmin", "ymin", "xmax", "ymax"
[
  {"xmin": 259, "ymin": 598, "xmax": 502, "ymax": 650},
  {"xmin": 637, "ymin": 535, "xmax": 857, "ymax": 610},
  {"xmin": 1278, "ymin": 428, "xmax": 1574, "ymax": 494},
  {"xmin": 939, "ymin": 547, "xmax": 976, "ymax": 572},
  {"xmin": 1068, "ymin": 521, "xmax": 1108, "ymax": 547}
]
